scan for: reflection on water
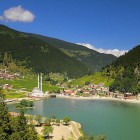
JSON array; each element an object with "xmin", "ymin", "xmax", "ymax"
[{"xmin": 8, "ymin": 98, "xmax": 140, "ymax": 140}]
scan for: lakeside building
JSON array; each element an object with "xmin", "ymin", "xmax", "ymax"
[{"xmin": 30, "ymin": 73, "xmax": 44, "ymax": 97}]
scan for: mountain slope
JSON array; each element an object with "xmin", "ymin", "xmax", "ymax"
[
  {"xmin": 0, "ymin": 25, "xmax": 89, "ymax": 78},
  {"xmin": 70, "ymin": 45, "xmax": 140, "ymax": 95},
  {"xmin": 31, "ymin": 34, "xmax": 117, "ymax": 72},
  {"xmin": 102, "ymin": 45, "xmax": 140, "ymax": 94}
]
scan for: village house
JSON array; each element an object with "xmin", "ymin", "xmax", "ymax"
[
  {"xmin": 0, "ymin": 68, "xmax": 20, "ymax": 80},
  {"xmin": 64, "ymin": 89, "xmax": 76, "ymax": 96},
  {"xmin": 2, "ymin": 84, "xmax": 13, "ymax": 90}
]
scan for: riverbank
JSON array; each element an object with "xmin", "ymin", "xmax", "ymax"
[
  {"xmin": 35, "ymin": 121, "xmax": 82, "ymax": 140},
  {"xmin": 56, "ymin": 94, "xmax": 140, "ymax": 104}
]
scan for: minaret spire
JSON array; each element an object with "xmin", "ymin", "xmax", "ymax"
[
  {"xmin": 38, "ymin": 74, "xmax": 39, "ymax": 89},
  {"xmin": 40, "ymin": 73, "xmax": 42, "ymax": 91}
]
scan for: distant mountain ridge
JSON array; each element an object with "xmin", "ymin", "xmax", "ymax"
[
  {"xmin": 0, "ymin": 24, "xmax": 116, "ymax": 78},
  {"xmin": 31, "ymin": 34, "xmax": 117, "ymax": 72},
  {"xmin": 0, "ymin": 25, "xmax": 89, "ymax": 78}
]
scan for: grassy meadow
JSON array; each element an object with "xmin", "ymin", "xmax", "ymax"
[
  {"xmin": 70, "ymin": 72, "xmax": 114, "ymax": 87},
  {"xmin": 0, "ymin": 75, "xmax": 60, "ymax": 98}
]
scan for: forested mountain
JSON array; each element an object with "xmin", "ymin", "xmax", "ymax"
[
  {"xmin": 0, "ymin": 25, "xmax": 89, "ymax": 78},
  {"xmin": 31, "ymin": 34, "xmax": 117, "ymax": 72},
  {"xmin": 0, "ymin": 24, "xmax": 117, "ymax": 78},
  {"xmin": 70, "ymin": 45, "xmax": 140, "ymax": 95},
  {"xmin": 101, "ymin": 45, "xmax": 140, "ymax": 94}
]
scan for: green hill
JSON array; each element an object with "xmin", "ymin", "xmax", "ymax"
[
  {"xmin": 31, "ymin": 34, "xmax": 117, "ymax": 72},
  {"xmin": 70, "ymin": 45, "xmax": 140, "ymax": 95},
  {"xmin": 101, "ymin": 45, "xmax": 140, "ymax": 94},
  {"xmin": 0, "ymin": 25, "xmax": 89, "ymax": 78}
]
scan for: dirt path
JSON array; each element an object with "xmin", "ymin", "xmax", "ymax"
[{"xmin": 70, "ymin": 121, "xmax": 82, "ymax": 139}]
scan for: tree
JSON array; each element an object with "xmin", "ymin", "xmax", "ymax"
[
  {"xmin": 95, "ymin": 135, "xmax": 107, "ymax": 140},
  {"xmin": 3, "ymin": 52, "xmax": 13, "ymax": 67},
  {"xmin": 28, "ymin": 101, "xmax": 34, "ymax": 107},
  {"xmin": 78, "ymin": 134, "xmax": 106, "ymax": 140},
  {"xmin": 9, "ymin": 117, "xmax": 21, "ymax": 140},
  {"xmin": 63, "ymin": 116, "xmax": 70, "ymax": 125},
  {"xmin": 9, "ymin": 132, "xmax": 21, "ymax": 140},
  {"xmin": 16, "ymin": 110, "xmax": 29, "ymax": 139},
  {"xmin": 18, "ymin": 99, "xmax": 34, "ymax": 108},
  {"xmin": 0, "ymin": 91, "xmax": 12, "ymax": 140},
  {"xmin": 35, "ymin": 115, "xmax": 42, "ymax": 126},
  {"xmin": 44, "ymin": 118, "xmax": 51, "ymax": 126},
  {"xmin": 27, "ymin": 124, "xmax": 38, "ymax": 140},
  {"xmin": 11, "ymin": 110, "xmax": 38, "ymax": 140},
  {"xmin": 41, "ymin": 125, "xmax": 53, "ymax": 138},
  {"xmin": 78, "ymin": 135, "xmax": 93, "ymax": 140},
  {"xmin": 51, "ymin": 115, "xmax": 56, "ymax": 125},
  {"xmin": 26, "ymin": 115, "xmax": 34, "ymax": 125},
  {"xmin": 56, "ymin": 119, "xmax": 60, "ymax": 126},
  {"xmin": 0, "ymin": 90, "xmax": 38, "ymax": 140},
  {"xmin": 85, "ymin": 81, "xmax": 90, "ymax": 85}
]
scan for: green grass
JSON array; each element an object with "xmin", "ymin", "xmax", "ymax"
[
  {"xmin": 37, "ymin": 134, "xmax": 43, "ymax": 140},
  {"xmin": 3, "ymin": 91, "xmax": 26, "ymax": 99},
  {"xmin": 70, "ymin": 72, "xmax": 114, "ymax": 87},
  {"xmin": 79, "ymin": 127, "xmax": 84, "ymax": 136},
  {"xmin": 49, "ymin": 73, "xmax": 65, "ymax": 83},
  {"xmin": 0, "ymin": 78, "xmax": 37, "ymax": 91},
  {"xmin": 44, "ymin": 84, "xmax": 60, "ymax": 92},
  {"xmin": 0, "ymin": 76, "xmax": 59, "ymax": 96}
]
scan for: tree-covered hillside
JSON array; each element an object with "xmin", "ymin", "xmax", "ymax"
[
  {"xmin": 0, "ymin": 25, "xmax": 89, "ymax": 78},
  {"xmin": 102, "ymin": 45, "xmax": 140, "ymax": 94},
  {"xmin": 31, "ymin": 34, "xmax": 117, "ymax": 72},
  {"xmin": 70, "ymin": 45, "xmax": 140, "ymax": 95}
]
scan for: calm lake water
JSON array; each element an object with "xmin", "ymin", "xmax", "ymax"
[{"xmin": 8, "ymin": 98, "xmax": 140, "ymax": 140}]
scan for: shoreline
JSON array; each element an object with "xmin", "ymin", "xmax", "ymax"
[
  {"xmin": 7, "ymin": 94, "xmax": 140, "ymax": 105},
  {"xmin": 6, "ymin": 96, "xmax": 48, "ymax": 104},
  {"xmin": 56, "ymin": 94, "xmax": 140, "ymax": 105},
  {"xmin": 9, "ymin": 110, "xmax": 83, "ymax": 140}
]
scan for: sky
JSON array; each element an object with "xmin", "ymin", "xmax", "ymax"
[{"xmin": 0, "ymin": 0, "xmax": 140, "ymax": 56}]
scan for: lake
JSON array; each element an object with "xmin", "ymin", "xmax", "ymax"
[{"xmin": 8, "ymin": 98, "xmax": 140, "ymax": 140}]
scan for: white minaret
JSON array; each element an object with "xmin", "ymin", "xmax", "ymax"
[
  {"xmin": 38, "ymin": 74, "xmax": 40, "ymax": 89},
  {"xmin": 40, "ymin": 73, "xmax": 42, "ymax": 92}
]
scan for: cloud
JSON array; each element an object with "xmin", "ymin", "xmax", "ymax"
[
  {"xmin": 77, "ymin": 43, "xmax": 128, "ymax": 57},
  {"xmin": 0, "ymin": 5, "xmax": 35, "ymax": 22},
  {"xmin": 0, "ymin": 16, "xmax": 4, "ymax": 20}
]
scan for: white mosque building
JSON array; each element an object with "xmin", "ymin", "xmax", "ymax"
[{"xmin": 30, "ymin": 73, "xmax": 44, "ymax": 97}]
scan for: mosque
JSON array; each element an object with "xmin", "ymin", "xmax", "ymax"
[{"xmin": 30, "ymin": 73, "xmax": 44, "ymax": 97}]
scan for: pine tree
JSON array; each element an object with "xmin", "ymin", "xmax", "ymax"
[
  {"xmin": 0, "ymin": 90, "xmax": 12, "ymax": 140},
  {"xmin": 0, "ymin": 90, "xmax": 39, "ymax": 140},
  {"xmin": 27, "ymin": 124, "xmax": 38, "ymax": 140},
  {"xmin": 16, "ymin": 110, "xmax": 29, "ymax": 140},
  {"xmin": 16, "ymin": 110, "xmax": 39, "ymax": 140}
]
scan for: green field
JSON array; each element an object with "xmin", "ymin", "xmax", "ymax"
[
  {"xmin": 4, "ymin": 91, "xmax": 26, "ymax": 99},
  {"xmin": 70, "ymin": 72, "xmax": 114, "ymax": 87},
  {"xmin": 0, "ymin": 76, "xmax": 60, "ymax": 98},
  {"xmin": 0, "ymin": 77, "xmax": 60, "ymax": 91}
]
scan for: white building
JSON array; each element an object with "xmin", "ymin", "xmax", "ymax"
[{"xmin": 30, "ymin": 73, "xmax": 44, "ymax": 97}]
